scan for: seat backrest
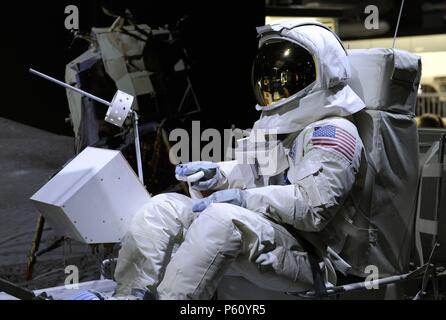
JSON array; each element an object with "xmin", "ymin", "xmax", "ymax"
[
  {"xmin": 341, "ymin": 48, "xmax": 422, "ymax": 276},
  {"xmin": 415, "ymin": 130, "xmax": 446, "ymax": 266}
]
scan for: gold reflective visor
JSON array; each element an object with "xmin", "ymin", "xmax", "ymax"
[{"xmin": 252, "ymin": 40, "xmax": 317, "ymax": 108}]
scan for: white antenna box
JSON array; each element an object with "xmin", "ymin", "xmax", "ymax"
[{"xmin": 30, "ymin": 147, "xmax": 151, "ymax": 244}]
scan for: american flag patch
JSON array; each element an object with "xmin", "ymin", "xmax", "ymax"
[{"xmin": 311, "ymin": 125, "xmax": 356, "ymax": 162}]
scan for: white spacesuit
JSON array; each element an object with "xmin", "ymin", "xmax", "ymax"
[{"xmin": 113, "ymin": 22, "xmax": 368, "ymax": 299}]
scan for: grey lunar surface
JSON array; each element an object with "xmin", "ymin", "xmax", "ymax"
[{"xmin": 0, "ymin": 118, "xmax": 103, "ymax": 291}]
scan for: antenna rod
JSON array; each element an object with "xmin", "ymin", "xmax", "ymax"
[
  {"xmin": 29, "ymin": 68, "xmax": 111, "ymax": 107},
  {"xmin": 392, "ymin": 0, "xmax": 405, "ymax": 49}
]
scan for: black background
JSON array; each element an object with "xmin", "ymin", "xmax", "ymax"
[
  {"xmin": 2, "ymin": 0, "xmax": 444, "ymax": 136},
  {"xmin": 1, "ymin": 1, "xmax": 265, "ymax": 135}
]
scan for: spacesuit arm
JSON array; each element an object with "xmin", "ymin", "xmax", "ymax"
[
  {"xmin": 244, "ymin": 121, "xmax": 362, "ymax": 232},
  {"xmin": 215, "ymin": 160, "xmax": 257, "ymax": 190}
]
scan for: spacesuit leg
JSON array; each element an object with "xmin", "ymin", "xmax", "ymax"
[
  {"xmin": 114, "ymin": 193, "xmax": 198, "ymax": 297},
  {"xmin": 156, "ymin": 203, "xmax": 315, "ymax": 300}
]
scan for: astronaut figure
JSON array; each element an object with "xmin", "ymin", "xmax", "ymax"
[{"xmin": 113, "ymin": 22, "xmax": 368, "ymax": 300}]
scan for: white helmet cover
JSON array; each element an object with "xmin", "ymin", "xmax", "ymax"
[{"xmin": 252, "ymin": 22, "xmax": 366, "ymax": 134}]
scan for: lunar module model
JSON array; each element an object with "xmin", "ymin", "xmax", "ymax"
[
  {"xmin": 65, "ymin": 11, "xmax": 200, "ymax": 196},
  {"xmin": 65, "ymin": 13, "xmax": 200, "ymax": 153}
]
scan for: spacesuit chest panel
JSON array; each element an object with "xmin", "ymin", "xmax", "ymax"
[
  {"xmin": 235, "ymin": 134, "xmax": 291, "ymax": 186},
  {"xmin": 284, "ymin": 131, "xmax": 310, "ymax": 184}
]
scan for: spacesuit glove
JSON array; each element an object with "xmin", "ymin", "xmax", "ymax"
[
  {"xmin": 175, "ymin": 161, "xmax": 223, "ymax": 191},
  {"xmin": 192, "ymin": 188, "xmax": 246, "ymax": 213}
]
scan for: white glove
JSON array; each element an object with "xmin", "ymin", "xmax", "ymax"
[{"xmin": 175, "ymin": 161, "xmax": 223, "ymax": 191}]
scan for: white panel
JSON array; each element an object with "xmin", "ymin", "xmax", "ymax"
[
  {"xmin": 105, "ymin": 90, "xmax": 133, "ymax": 127},
  {"xmin": 30, "ymin": 147, "xmax": 151, "ymax": 244}
]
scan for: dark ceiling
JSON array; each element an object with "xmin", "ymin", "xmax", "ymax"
[
  {"xmin": 267, "ymin": 0, "xmax": 446, "ymax": 40},
  {"xmin": 1, "ymin": 0, "xmax": 445, "ymax": 134}
]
